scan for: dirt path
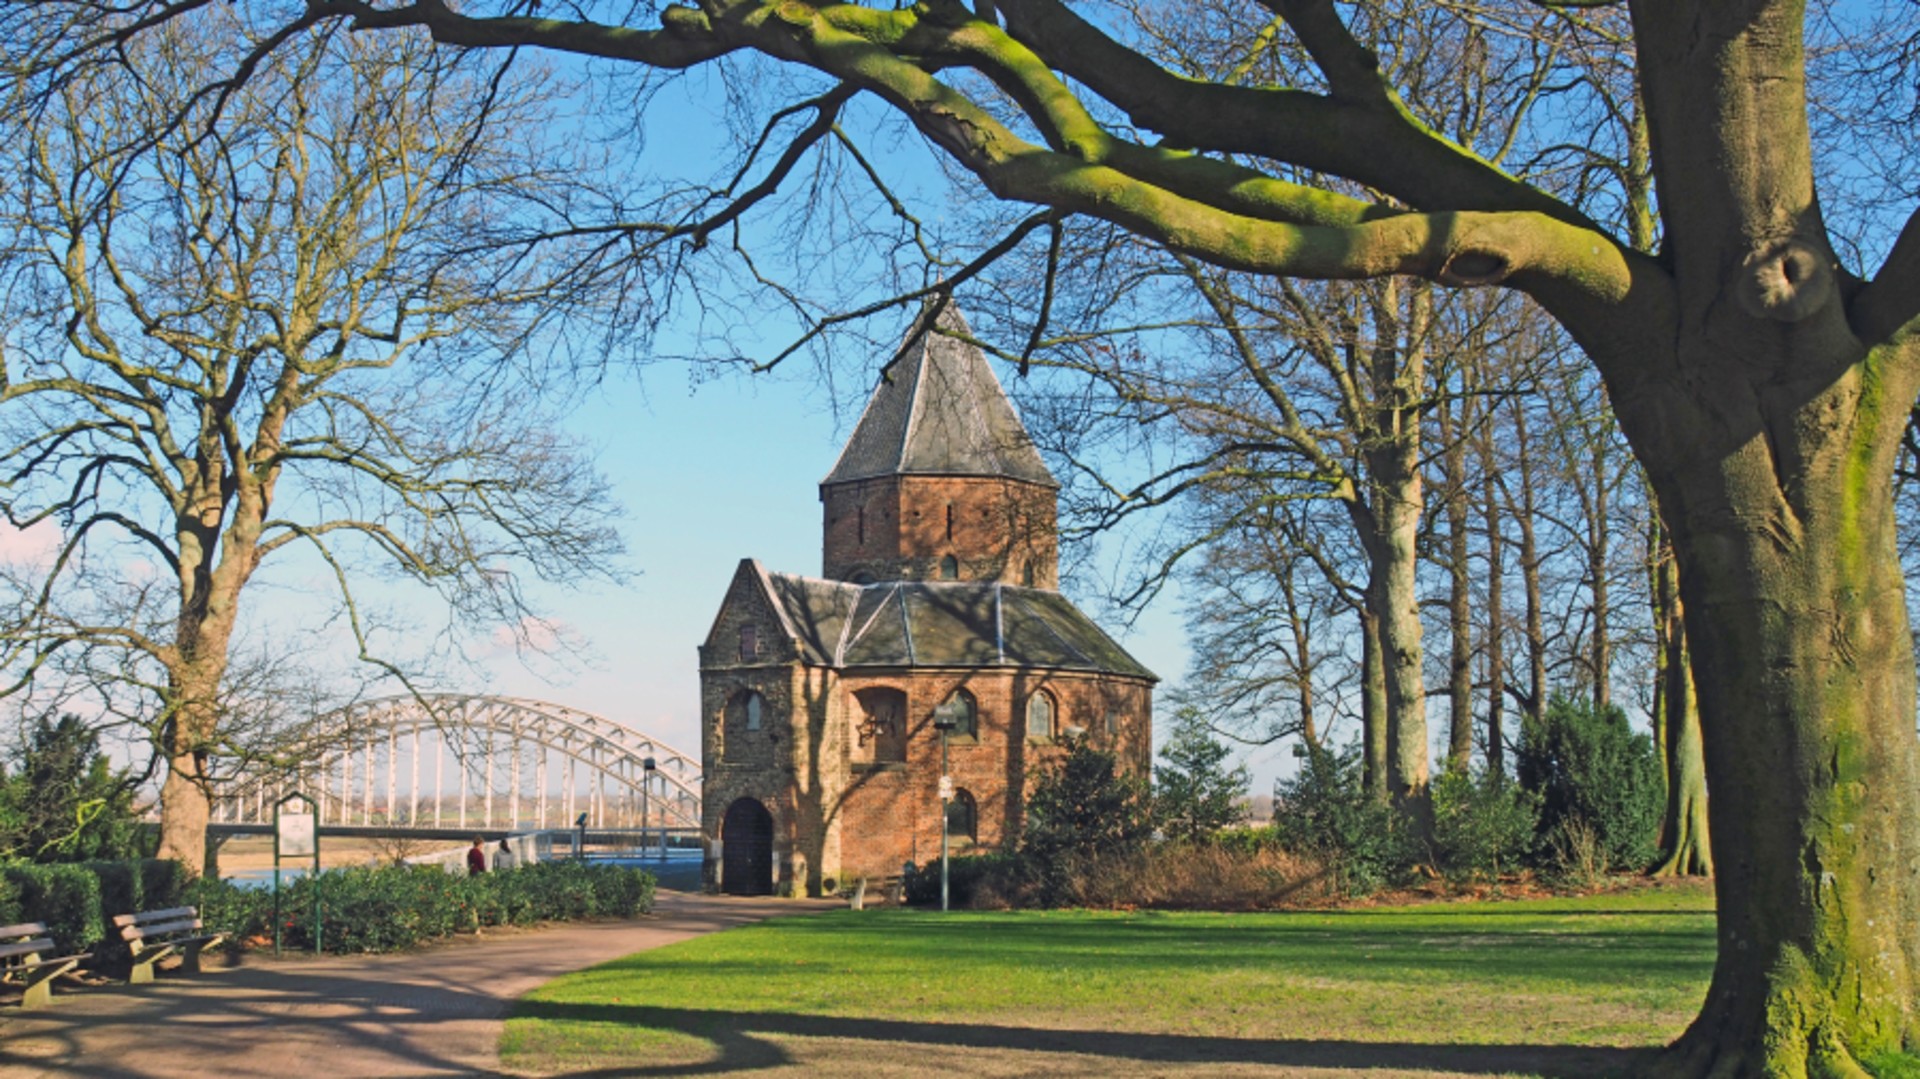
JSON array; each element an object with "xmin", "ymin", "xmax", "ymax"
[{"xmin": 0, "ymin": 891, "xmax": 837, "ymax": 1079}]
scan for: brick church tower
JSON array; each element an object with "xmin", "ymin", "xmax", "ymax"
[{"xmin": 698, "ymin": 304, "xmax": 1155, "ymax": 897}]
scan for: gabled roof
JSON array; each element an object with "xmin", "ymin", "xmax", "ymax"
[
  {"xmin": 753, "ymin": 566, "xmax": 1156, "ymax": 681},
  {"xmin": 822, "ymin": 303, "xmax": 1058, "ymax": 489}
]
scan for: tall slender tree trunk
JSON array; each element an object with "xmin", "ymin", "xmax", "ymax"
[
  {"xmin": 1588, "ymin": 451, "xmax": 1611, "ymax": 711},
  {"xmin": 1509, "ymin": 404, "xmax": 1547, "ymax": 730},
  {"xmin": 1279, "ymin": 568, "xmax": 1319, "ymax": 750},
  {"xmin": 1651, "ymin": 523, "xmax": 1711, "ymax": 877},
  {"xmin": 1481, "ymin": 438, "xmax": 1506, "ymax": 776},
  {"xmin": 1359, "ymin": 606, "xmax": 1388, "ymax": 799},
  {"xmin": 1441, "ymin": 392, "xmax": 1474, "ymax": 772},
  {"xmin": 1361, "ymin": 283, "xmax": 1428, "ymax": 803}
]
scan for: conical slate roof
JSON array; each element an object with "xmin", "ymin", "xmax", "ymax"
[{"xmin": 822, "ymin": 303, "xmax": 1058, "ymax": 488}]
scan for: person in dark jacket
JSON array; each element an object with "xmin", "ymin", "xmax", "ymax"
[{"xmin": 466, "ymin": 837, "xmax": 487, "ymax": 876}]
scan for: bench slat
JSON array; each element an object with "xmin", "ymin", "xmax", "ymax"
[
  {"xmin": 0, "ymin": 938, "xmax": 55, "ymax": 961},
  {"xmin": 11, "ymin": 951, "xmax": 89, "ymax": 973},
  {"xmin": 123, "ymin": 918, "xmax": 201, "ymax": 942},
  {"xmin": 0, "ymin": 922, "xmax": 51, "ymax": 941},
  {"xmin": 112, "ymin": 907, "xmax": 196, "ymax": 928}
]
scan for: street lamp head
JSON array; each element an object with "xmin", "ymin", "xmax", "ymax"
[{"xmin": 643, "ymin": 756, "xmax": 657, "ymax": 771}]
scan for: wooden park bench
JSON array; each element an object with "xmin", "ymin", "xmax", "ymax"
[
  {"xmin": 0, "ymin": 922, "xmax": 92, "ymax": 1009},
  {"xmin": 114, "ymin": 907, "xmax": 224, "ymax": 985}
]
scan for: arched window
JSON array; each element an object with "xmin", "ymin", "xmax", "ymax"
[
  {"xmin": 1027, "ymin": 692, "xmax": 1054, "ymax": 742},
  {"xmin": 853, "ymin": 687, "xmax": 907, "ymax": 763},
  {"xmin": 935, "ymin": 690, "xmax": 977, "ymax": 739},
  {"xmin": 723, "ymin": 690, "xmax": 767, "ymax": 762},
  {"xmin": 850, "ymin": 571, "xmax": 876, "ymax": 586},
  {"xmin": 939, "ymin": 554, "xmax": 959, "ymax": 580},
  {"xmin": 945, "ymin": 788, "xmax": 978, "ymax": 844}
]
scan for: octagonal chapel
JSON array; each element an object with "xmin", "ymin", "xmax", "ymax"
[{"xmin": 698, "ymin": 305, "xmax": 1156, "ymax": 897}]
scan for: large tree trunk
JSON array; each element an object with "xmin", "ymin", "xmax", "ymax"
[
  {"xmin": 155, "ymin": 663, "xmax": 228, "ymax": 874},
  {"xmin": 1649, "ymin": 397, "xmax": 1920, "ymax": 1068},
  {"xmin": 157, "ymin": 751, "xmax": 212, "ymax": 873},
  {"xmin": 1621, "ymin": 2, "xmax": 1920, "ymax": 1064}
]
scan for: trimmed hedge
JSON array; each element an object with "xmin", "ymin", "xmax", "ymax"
[
  {"xmin": 0, "ymin": 858, "xmax": 195, "ymax": 965},
  {"xmin": 188, "ymin": 860, "xmax": 657, "ymax": 956},
  {"xmin": 2, "ymin": 863, "xmax": 103, "ymax": 949}
]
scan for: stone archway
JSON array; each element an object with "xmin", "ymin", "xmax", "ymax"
[{"xmin": 721, "ymin": 797, "xmax": 774, "ymax": 896}]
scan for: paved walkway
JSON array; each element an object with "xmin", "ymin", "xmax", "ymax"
[{"xmin": 0, "ymin": 891, "xmax": 840, "ymax": 1079}]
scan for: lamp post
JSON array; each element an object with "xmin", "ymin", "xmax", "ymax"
[
  {"xmin": 642, "ymin": 756, "xmax": 661, "ymax": 861},
  {"xmin": 932, "ymin": 704, "xmax": 959, "ymax": 912}
]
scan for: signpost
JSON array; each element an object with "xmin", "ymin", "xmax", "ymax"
[{"xmin": 273, "ymin": 792, "xmax": 322, "ymax": 955}]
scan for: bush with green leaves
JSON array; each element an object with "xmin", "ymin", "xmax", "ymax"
[
  {"xmin": 187, "ymin": 859, "xmax": 657, "ymax": 955},
  {"xmin": 1427, "ymin": 769, "xmax": 1541, "ymax": 882},
  {"xmin": 1153, "ymin": 707, "xmax": 1249, "ymax": 844},
  {"xmin": 1, "ymin": 862, "xmax": 103, "ymax": 949},
  {"xmin": 902, "ymin": 853, "xmax": 1020, "ymax": 907},
  {"xmin": 0, "ymin": 713, "xmax": 145, "ymax": 863},
  {"xmin": 1018, "ymin": 737, "xmax": 1154, "ymax": 907},
  {"xmin": 1516, "ymin": 696, "xmax": 1664, "ymax": 874},
  {"xmin": 1270, "ymin": 746, "xmax": 1411, "ymax": 896}
]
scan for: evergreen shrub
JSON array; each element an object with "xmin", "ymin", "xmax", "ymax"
[
  {"xmin": 1020, "ymin": 737, "xmax": 1154, "ymax": 906},
  {"xmin": 1517, "ymin": 696, "xmax": 1664, "ymax": 874},
  {"xmin": 1427, "ymin": 769, "xmax": 1540, "ymax": 882},
  {"xmin": 1270, "ymin": 746, "xmax": 1411, "ymax": 896}
]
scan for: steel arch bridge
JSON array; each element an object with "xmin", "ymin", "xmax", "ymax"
[{"xmin": 213, "ymin": 695, "xmax": 700, "ymax": 834}]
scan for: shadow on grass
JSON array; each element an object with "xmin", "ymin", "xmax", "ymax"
[{"xmin": 511, "ymin": 1000, "xmax": 1662, "ymax": 1078}]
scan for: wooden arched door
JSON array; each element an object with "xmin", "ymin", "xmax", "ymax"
[{"xmin": 721, "ymin": 797, "xmax": 774, "ymax": 896}]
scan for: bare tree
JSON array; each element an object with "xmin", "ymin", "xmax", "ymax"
[{"xmin": 0, "ymin": 18, "xmax": 624, "ymax": 871}]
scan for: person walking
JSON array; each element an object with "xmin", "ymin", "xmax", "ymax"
[
  {"xmin": 492, "ymin": 837, "xmax": 516, "ymax": 872},
  {"xmin": 466, "ymin": 837, "xmax": 487, "ymax": 876}
]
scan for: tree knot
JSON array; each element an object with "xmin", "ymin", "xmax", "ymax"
[
  {"xmin": 1737, "ymin": 239, "xmax": 1835, "ymax": 323},
  {"xmin": 1435, "ymin": 248, "xmax": 1510, "ymax": 287}
]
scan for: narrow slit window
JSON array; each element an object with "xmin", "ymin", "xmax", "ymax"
[
  {"xmin": 739, "ymin": 624, "xmax": 758, "ymax": 662},
  {"xmin": 945, "ymin": 503, "xmax": 954, "ymax": 541}
]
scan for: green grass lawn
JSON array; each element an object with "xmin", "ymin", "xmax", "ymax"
[{"xmin": 502, "ymin": 881, "xmax": 1715, "ymax": 1077}]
